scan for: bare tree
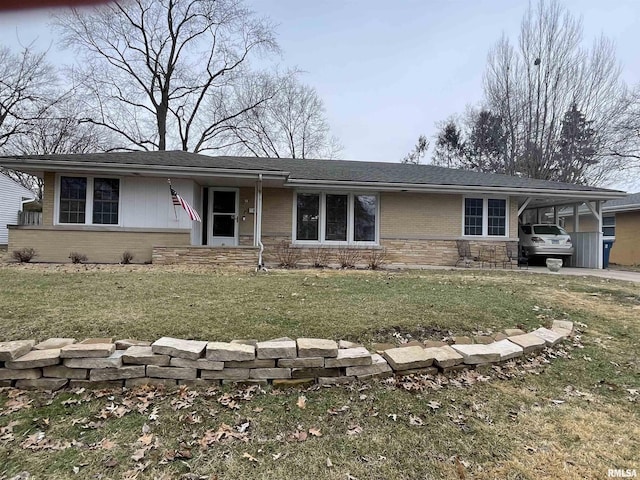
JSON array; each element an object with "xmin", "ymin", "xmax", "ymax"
[
  {"xmin": 3, "ymin": 98, "xmax": 116, "ymax": 200},
  {"xmin": 401, "ymin": 134, "xmax": 428, "ymax": 164},
  {"xmin": 482, "ymin": 0, "xmax": 626, "ymax": 184},
  {"xmin": 0, "ymin": 44, "xmax": 57, "ymax": 151},
  {"xmin": 227, "ymin": 72, "xmax": 342, "ymax": 159},
  {"xmin": 54, "ymin": 0, "xmax": 279, "ymax": 152}
]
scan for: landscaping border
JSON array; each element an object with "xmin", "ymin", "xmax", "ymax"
[{"xmin": 0, "ymin": 320, "xmax": 574, "ymax": 391}]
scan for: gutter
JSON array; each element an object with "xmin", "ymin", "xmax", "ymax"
[
  {"xmin": 0, "ymin": 159, "xmax": 290, "ymax": 180},
  {"xmin": 284, "ymin": 178, "xmax": 627, "ymax": 199}
]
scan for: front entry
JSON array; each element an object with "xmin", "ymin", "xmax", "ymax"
[{"xmin": 209, "ymin": 188, "xmax": 238, "ymax": 246}]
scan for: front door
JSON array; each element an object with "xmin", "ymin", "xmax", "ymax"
[{"xmin": 209, "ymin": 189, "xmax": 238, "ymax": 246}]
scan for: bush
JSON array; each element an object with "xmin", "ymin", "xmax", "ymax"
[
  {"xmin": 12, "ymin": 247, "xmax": 37, "ymax": 263},
  {"xmin": 120, "ymin": 251, "xmax": 134, "ymax": 264},
  {"xmin": 307, "ymin": 247, "xmax": 329, "ymax": 268},
  {"xmin": 366, "ymin": 248, "xmax": 387, "ymax": 270},
  {"xmin": 275, "ymin": 241, "xmax": 302, "ymax": 268},
  {"xmin": 337, "ymin": 247, "xmax": 361, "ymax": 269},
  {"xmin": 69, "ymin": 252, "xmax": 88, "ymax": 264}
]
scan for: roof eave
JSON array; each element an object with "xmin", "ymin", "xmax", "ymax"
[
  {"xmin": 0, "ymin": 159, "xmax": 290, "ymax": 180},
  {"xmin": 604, "ymin": 203, "xmax": 640, "ymax": 213},
  {"xmin": 284, "ymin": 178, "xmax": 626, "ymax": 199}
]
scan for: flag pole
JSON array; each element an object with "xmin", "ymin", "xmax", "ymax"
[{"xmin": 168, "ymin": 178, "xmax": 178, "ymax": 220}]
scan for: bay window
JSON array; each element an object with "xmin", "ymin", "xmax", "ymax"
[
  {"xmin": 294, "ymin": 192, "xmax": 378, "ymax": 244},
  {"xmin": 57, "ymin": 175, "xmax": 120, "ymax": 225},
  {"xmin": 463, "ymin": 197, "xmax": 508, "ymax": 237}
]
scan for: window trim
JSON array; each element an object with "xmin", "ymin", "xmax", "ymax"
[
  {"xmin": 292, "ymin": 191, "xmax": 379, "ymax": 245},
  {"xmin": 461, "ymin": 196, "xmax": 509, "ymax": 238},
  {"xmin": 54, "ymin": 174, "xmax": 122, "ymax": 227}
]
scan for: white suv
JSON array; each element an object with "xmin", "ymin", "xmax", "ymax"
[{"xmin": 519, "ymin": 224, "xmax": 575, "ymax": 262}]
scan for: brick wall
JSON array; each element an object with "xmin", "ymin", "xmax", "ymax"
[
  {"xmin": 609, "ymin": 211, "xmax": 640, "ymax": 266},
  {"xmin": 42, "ymin": 172, "xmax": 55, "ymax": 226},
  {"xmin": 8, "ymin": 227, "xmax": 190, "ymax": 263}
]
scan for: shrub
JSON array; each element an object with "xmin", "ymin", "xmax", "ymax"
[
  {"xmin": 69, "ymin": 252, "xmax": 88, "ymax": 264},
  {"xmin": 120, "ymin": 251, "xmax": 134, "ymax": 264},
  {"xmin": 366, "ymin": 248, "xmax": 387, "ymax": 270},
  {"xmin": 337, "ymin": 247, "xmax": 361, "ymax": 269},
  {"xmin": 12, "ymin": 247, "xmax": 37, "ymax": 263},
  {"xmin": 307, "ymin": 247, "xmax": 329, "ymax": 268},
  {"xmin": 275, "ymin": 241, "xmax": 302, "ymax": 268}
]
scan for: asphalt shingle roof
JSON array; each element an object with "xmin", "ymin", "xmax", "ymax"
[
  {"xmin": 604, "ymin": 192, "xmax": 640, "ymax": 208},
  {"xmin": 0, "ymin": 151, "xmax": 623, "ymax": 194}
]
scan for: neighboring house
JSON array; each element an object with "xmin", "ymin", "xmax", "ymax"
[
  {"xmin": 0, "ymin": 152, "xmax": 626, "ymax": 267},
  {"xmin": 561, "ymin": 192, "xmax": 640, "ymax": 266},
  {"xmin": 0, "ymin": 173, "xmax": 36, "ymax": 246}
]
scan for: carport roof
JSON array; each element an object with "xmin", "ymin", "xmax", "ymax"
[{"xmin": 0, "ymin": 151, "xmax": 627, "ymax": 198}]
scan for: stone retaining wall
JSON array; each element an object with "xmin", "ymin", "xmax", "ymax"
[{"xmin": 0, "ymin": 320, "xmax": 574, "ymax": 391}]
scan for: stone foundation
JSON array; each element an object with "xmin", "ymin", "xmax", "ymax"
[
  {"xmin": 0, "ymin": 321, "xmax": 573, "ymax": 391},
  {"xmin": 152, "ymin": 246, "xmax": 259, "ymax": 266}
]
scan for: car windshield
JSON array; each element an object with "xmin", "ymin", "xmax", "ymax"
[{"xmin": 533, "ymin": 225, "xmax": 567, "ymax": 235}]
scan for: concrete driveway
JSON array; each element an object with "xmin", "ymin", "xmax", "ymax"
[{"xmin": 526, "ymin": 266, "xmax": 640, "ymax": 283}]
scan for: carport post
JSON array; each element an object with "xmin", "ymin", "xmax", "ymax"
[
  {"xmin": 585, "ymin": 200, "xmax": 603, "ymax": 269},
  {"xmin": 573, "ymin": 204, "xmax": 580, "ymax": 232}
]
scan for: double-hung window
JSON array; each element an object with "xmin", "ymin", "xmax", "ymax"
[
  {"xmin": 294, "ymin": 192, "xmax": 378, "ymax": 244},
  {"xmin": 602, "ymin": 215, "xmax": 615, "ymax": 238},
  {"xmin": 57, "ymin": 175, "xmax": 120, "ymax": 225},
  {"xmin": 463, "ymin": 197, "xmax": 508, "ymax": 237}
]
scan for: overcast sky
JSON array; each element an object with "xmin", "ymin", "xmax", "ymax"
[{"xmin": 1, "ymin": 0, "xmax": 639, "ymax": 177}]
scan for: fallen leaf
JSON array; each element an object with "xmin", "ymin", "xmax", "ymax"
[
  {"xmin": 272, "ymin": 452, "xmax": 283, "ymax": 461},
  {"xmin": 131, "ymin": 448, "xmax": 147, "ymax": 462},
  {"xmin": 236, "ymin": 422, "xmax": 250, "ymax": 434},
  {"xmin": 253, "ymin": 407, "xmax": 264, "ymax": 413},
  {"xmin": 409, "ymin": 415, "xmax": 424, "ymax": 426},
  {"xmin": 290, "ymin": 430, "xmax": 307, "ymax": 442},
  {"xmin": 297, "ymin": 395, "xmax": 307, "ymax": 409},
  {"xmin": 308, "ymin": 427, "xmax": 322, "ymax": 437},
  {"xmin": 98, "ymin": 438, "xmax": 117, "ymax": 450},
  {"xmin": 347, "ymin": 425, "xmax": 363, "ymax": 436},
  {"xmin": 326, "ymin": 457, "xmax": 333, "ymax": 468},
  {"xmin": 427, "ymin": 400, "xmax": 441, "ymax": 410},
  {"xmin": 387, "ymin": 413, "xmax": 398, "ymax": 422},
  {"xmin": 148, "ymin": 407, "xmax": 159, "ymax": 421},
  {"xmin": 243, "ymin": 452, "xmax": 259, "ymax": 463},
  {"xmin": 327, "ymin": 405, "xmax": 350, "ymax": 415}
]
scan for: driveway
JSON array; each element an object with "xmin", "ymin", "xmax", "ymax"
[{"xmin": 526, "ymin": 266, "xmax": 640, "ymax": 283}]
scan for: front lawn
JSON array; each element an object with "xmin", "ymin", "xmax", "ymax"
[{"xmin": 0, "ymin": 265, "xmax": 638, "ymax": 479}]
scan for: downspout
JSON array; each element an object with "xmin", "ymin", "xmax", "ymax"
[{"xmin": 256, "ymin": 173, "xmax": 267, "ymax": 271}]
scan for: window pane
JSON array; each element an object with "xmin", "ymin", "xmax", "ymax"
[
  {"xmin": 487, "ymin": 199, "xmax": 506, "ymax": 236},
  {"xmin": 93, "ymin": 178, "xmax": 119, "ymax": 224},
  {"xmin": 213, "ymin": 191, "xmax": 235, "ymax": 213},
  {"xmin": 603, "ymin": 226, "xmax": 615, "ymax": 237},
  {"xmin": 59, "ymin": 176, "xmax": 86, "ymax": 223},
  {"xmin": 354, "ymin": 195, "xmax": 376, "ymax": 242},
  {"xmin": 296, "ymin": 193, "xmax": 319, "ymax": 241},
  {"xmin": 325, "ymin": 194, "xmax": 348, "ymax": 241},
  {"xmin": 603, "ymin": 216, "xmax": 615, "ymax": 226},
  {"xmin": 464, "ymin": 198, "xmax": 483, "ymax": 236}
]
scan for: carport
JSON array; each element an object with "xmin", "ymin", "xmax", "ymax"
[{"xmin": 515, "ymin": 191, "xmax": 624, "ymax": 269}]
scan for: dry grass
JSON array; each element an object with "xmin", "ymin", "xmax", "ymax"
[{"xmin": 0, "ymin": 265, "xmax": 638, "ymax": 479}]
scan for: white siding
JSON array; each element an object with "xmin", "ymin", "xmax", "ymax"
[
  {"xmin": 120, "ymin": 177, "xmax": 201, "ymax": 230},
  {"xmin": 0, "ymin": 174, "xmax": 36, "ymax": 244}
]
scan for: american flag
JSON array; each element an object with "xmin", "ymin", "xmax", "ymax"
[{"xmin": 170, "ymin": 186, "xmax": 201, "ymax": 222}]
